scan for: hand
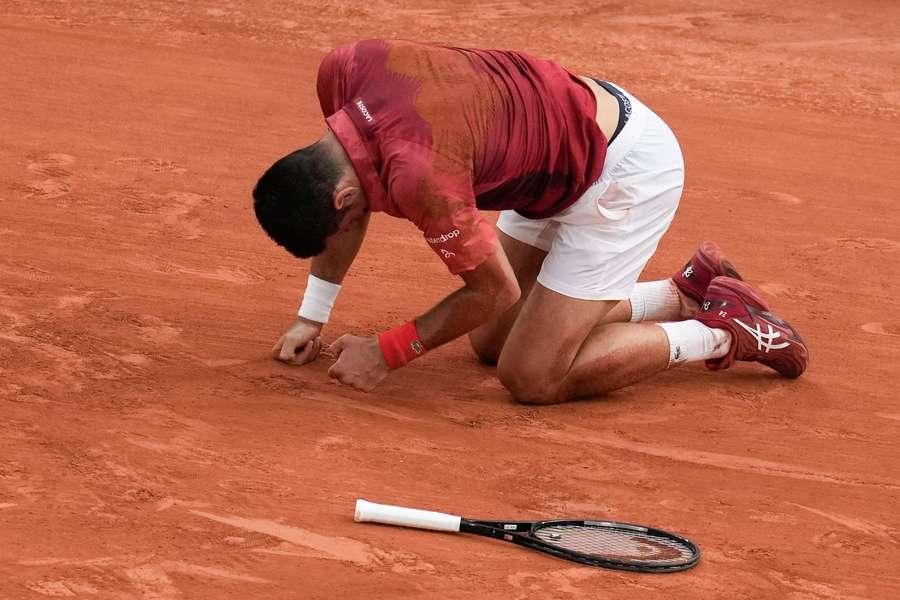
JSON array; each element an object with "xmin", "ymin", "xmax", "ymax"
[
  {"xmin": 327, "ymin": 334, "xmax": 389, "ymax": 392},
  {"xmin": 272, "ymin": 318, "xmax": 323, "ymax": 365}
]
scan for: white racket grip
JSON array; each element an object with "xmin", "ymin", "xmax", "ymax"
[{"xmin": 355, "ymin": 499, "xmax": 462, "ymax": 532}]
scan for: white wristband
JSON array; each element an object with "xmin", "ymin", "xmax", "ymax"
[{"xmin": 298, "ymin": 274, "xmax": 341, "ymax": 324}]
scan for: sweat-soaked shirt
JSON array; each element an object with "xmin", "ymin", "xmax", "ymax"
[{"xmin": 317, "ymin": 39, "xmax": 606, "ymax": 274}]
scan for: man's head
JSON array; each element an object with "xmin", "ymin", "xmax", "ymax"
[{"xmin": 253, "ymin": 134, "xmax": 367, "ymax": 258}]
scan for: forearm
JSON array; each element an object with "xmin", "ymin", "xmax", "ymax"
[
  {"xmin": 414, "ymin": 243, "xmax": 520, "ymax": 350},
  {"xmin": 415, "ymin": 281, "xmax": 518, "ymax": 351},
  {"xmin": 310, "ymin": 213, "xmax": 370, "ymax": 283},
  {"xmin": 298, "ymin": 214, "xmax": 369, "ymax": 325}
]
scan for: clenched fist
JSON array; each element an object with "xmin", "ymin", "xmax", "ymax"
[
  {"xmin": 327, "ymin": 334, "xmax": 388, "ymax": 392},
  {"xmin": 272, "ymin": 318, "xmax": 324, "ymax": 365}
]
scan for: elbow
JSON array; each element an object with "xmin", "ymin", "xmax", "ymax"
[
  {"xmin": 471, "ymin": 279, "xmax": 519, "ymax": 324},
  {"xmin": 496, "ymin": 280, "xmax": 521, "ymax": 312}
]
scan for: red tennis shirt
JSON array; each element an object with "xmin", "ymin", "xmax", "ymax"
[{"xmin": 317, "ymin": 39, "xmax": 606, "ymax": 274}]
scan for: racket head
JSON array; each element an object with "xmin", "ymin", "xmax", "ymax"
[{"xmin": 464, "ymin": 518, "xmax": 700, "ymax": 572}]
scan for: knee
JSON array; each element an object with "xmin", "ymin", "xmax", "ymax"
[{"xmin": 497, "ymin": 360, "xmax": 561, "ymax": 405}]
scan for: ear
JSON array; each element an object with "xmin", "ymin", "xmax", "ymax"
[{"xmin": 333, "ymin": 185, "xmax": 355, "ymax": 211}]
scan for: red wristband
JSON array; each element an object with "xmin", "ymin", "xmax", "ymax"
[{"xmin": 378, "ymin": 320, "xmax": 427, "ymax": 369}]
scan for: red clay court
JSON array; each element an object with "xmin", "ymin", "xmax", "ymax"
[{"xmin": 2, "ymin": 1, "xmax": 899, "ymax": 598}]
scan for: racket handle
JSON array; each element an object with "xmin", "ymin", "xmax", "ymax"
[{"xmin": 354, "ymin": 499, "xmax": 462, "ymax": 532}]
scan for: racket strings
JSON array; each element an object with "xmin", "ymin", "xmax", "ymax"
[{"xmin": 533, "ymin": 524, "xmax": 695, "ymax": 563}]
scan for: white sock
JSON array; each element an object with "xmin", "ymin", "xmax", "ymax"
[
  {"xmin": 630, "ymin": 280, "xmax": 682, "ymax": 322},
  {"xmin": 656, "ymin": 320, "xmax": 731, "ymax": 367}
]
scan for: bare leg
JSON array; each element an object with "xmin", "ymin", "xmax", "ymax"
[
  {"xmin": 470, "ymin": 232, "xmax": 704, "ymax": 366},
  {"xmin": 556, "ymin": 322, "xmax": 670, "ymax": 401},
  {"xmin": 468, "ymin": 231, "xmax": 546, "ymax": 364},
  {"xmin": 598, "ymin": 299, "xmax": 633, "ymax": 324},
  {"xmin": 498, "ymin": 284, "xmax": 674, "ymax": 405}
]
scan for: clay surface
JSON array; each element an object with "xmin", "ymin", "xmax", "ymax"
[{"xmin": 1, "ymin": 1, "xmax": 899, "ymax": 598}]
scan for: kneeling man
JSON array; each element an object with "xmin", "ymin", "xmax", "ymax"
[{"xmin": 253, "ymin": 39, "xmax": 808, "ymax": 403}]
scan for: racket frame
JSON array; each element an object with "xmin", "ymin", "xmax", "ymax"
[{"xmin": 460, "ymin": 517, "xmax": 700, "ymax": 573}]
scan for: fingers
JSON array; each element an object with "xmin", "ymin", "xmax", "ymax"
[
  {"xmin": 327, "ymin": 361, "xmax": 345, "ymax": 385},
  {"xmin": 273, "ymin": 319, "xmax": 324, "ymax": 364},
  {"xmin": 329, "ymin": 334, "xmax": 349, "ymax": 358},
  {"xmin": 279, "ymin": 338, "xmax": 301, "ymax": 362},
  {"xmin": 274, "ymin": 330, "xmax": 346, "ymax": 366},
  {"xmin": 275, "ymin": 333, "xmax": 318, "ymax": 365},
  {"xmin": 327, "ymin": 357, "xmax": 350, "ymax": 385},
  {"xmin": 327, "ymin": 362, "xmax": 374, "ymax": 393},
  {"xmin": 275, "ymin": 331, "xmax": 376, "ymax": 393},
  {"xmin": 355, "ymin": 380, "xmax": 375, "ymax": 393},
  {"xmin": 271, "ymin": 335, "xmax": 285, "ymax": 358},
  {"xmin": 294, "ymin": 337, "xmax": 322, "ymax": 365}
]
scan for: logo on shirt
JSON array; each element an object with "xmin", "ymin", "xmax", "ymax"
[
  {"xmin": 425, "ymin": 229, "xmax": 461, "ymax": 245},
  {"xmin": 355, "ymin": 99, "xmax": 374, "ymax": 123},
  {"xmin": 440, "ymin": 249, "xmax": 456, "ymax": 259}
]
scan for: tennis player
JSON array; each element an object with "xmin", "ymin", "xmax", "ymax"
[{"xmin": 253, "ymin": 39, "xmax": 808, "ymax": 402}]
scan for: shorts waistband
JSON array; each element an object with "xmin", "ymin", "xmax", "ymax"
[
  {"xmin": 592, "ymin": 81, "xmax": 650, "ymax": 176},
  {"xmin": 592, "ymin": 79, "xmax": 632, "ymax": 144}
]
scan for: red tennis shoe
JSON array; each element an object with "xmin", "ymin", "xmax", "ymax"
[
  {"xmin": 673, "ymin": 241, "xmax": 742, "ymax": 305},
  {"xmin": 695, "ymin": 276, "xmax": 809, "ymax": 378}
]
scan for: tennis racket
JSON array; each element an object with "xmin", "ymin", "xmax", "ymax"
[{"xmin": 354, "ymin": 499, "xmax": 699, "ymax": 573}]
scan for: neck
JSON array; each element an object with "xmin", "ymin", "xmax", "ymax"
[{"xmin": 321, "ymin": 131, "xmax": 353, "ymax": 173}]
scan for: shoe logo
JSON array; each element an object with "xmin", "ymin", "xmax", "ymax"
[
  {"xmin": 733, "ymin": 318, "xmax": 790, "ymax": 352},
  {"xmin": 440, "ymin": 249, "xmax": 456, "ymax": 259},
  {"xmin": 702, "ymin": 300, "xmax": 711, "ymax": 311},
  {"xmin": 683, "ymin": 264, "xmax": 694, "ymax": 279}
]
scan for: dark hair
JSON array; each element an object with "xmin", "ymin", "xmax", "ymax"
[{"xmin": 253, "ymin": 143, "xmax": 343, "ymax": 258}]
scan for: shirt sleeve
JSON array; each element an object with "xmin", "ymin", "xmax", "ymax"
[
  {"xmin": 316, "ymin": 44, "xmax": 355, "ymax": 117},
  {"xmin": 420, "ymin": 197, "xmax": 497, "ymax": 274},
  {"xmin": 383, "ymin": 142, "xmax": 497, "ymax": 275}
]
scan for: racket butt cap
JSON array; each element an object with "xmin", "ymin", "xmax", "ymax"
[
  {"xmin": 354, "ymin": 498, "xmax": 369, "ymax": 522},
  {"xmin": 353, "ymin": 498, "xmax": 462, "ymax": 532}
]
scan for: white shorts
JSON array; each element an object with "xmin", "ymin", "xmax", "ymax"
[{"xmin": 497, "ymin": 84, "xmax": 684, "ymax": 300}]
